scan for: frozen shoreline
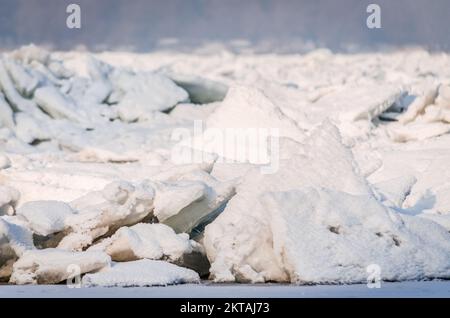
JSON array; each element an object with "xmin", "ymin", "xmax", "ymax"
[
  {"xmin": 1, "ymin": 281, "xmax": 449, "ymax": 298},
  {"xmin": 2, "ymin": 46, "xmax": 450, "ymax": 289}
]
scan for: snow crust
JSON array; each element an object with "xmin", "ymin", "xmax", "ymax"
[
  {"xmin": 16, "ymin": 201, "xmax": 75, "ymax": 236},
  {"xmin": 203, "ymin": 123, "xmax": 450, "ymax": 283},
  {"xmin": 88, "ymin": 223, "xmax": 198, "ymax": 262},
  {"xmin": 82, "ymin": 259, "xmax": 200, "ymax": 287},
  {"xmin": 59, "ymin": 181, "xmax": 155, "ymax": 251},
  {"xmin": 10, "ymin": 248, "xmax": 111, "ymax": 285},
  {"xmin": 1, "ymin": 46, "xmax": 450, "ymax": 286}
]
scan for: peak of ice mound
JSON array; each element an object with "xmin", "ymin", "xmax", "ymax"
[
  {"xmin": 203, "ymin": 121, "xmax": 450, "ymax": 283},
  {"xmin": 207, "ymin": 85, "xmax": 304, "ymax": 141},
  {"xmin": 10, "ymin": 45, "xmax": 50, "ymax": 65},
  {"xmin": 179, "ymin": 85, "xmax": 305, "ymax": 166},
  {"xmin": 82, "ymin": 259, "xmax": 200, "ymax": 287}
]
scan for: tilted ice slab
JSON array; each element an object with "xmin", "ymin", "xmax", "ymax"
[
  {"xmin": 16, "ymin": 200, "xmax": 76, "ymax": 236},
  {"xmin": 0, "ymin": 155, "xmax": 216, "ymax": 206},
  {"xmin": 58, "ymin": 181, "xmax": 155, "ymax": 251},
  {"xmin": 111, "ymin": 70, "xmax": 189, "ymax": 122},
  {"xmin": 82, "ymin": 259, "xmax": 200, "ymax": 287},
  {"xmin": 0, "ymin": 59, "xmax": 41, "ymax": 117},
  {"xmin": 88, "ymin": 222, "xmax": 210, "ymax": 275},
  {"xmin": 2, "ymin": 56, "xmax": 39, "ymax": 97},
  {"xmin": 10, "ymin": 248, "xmax": 111, "ymax": 285},
  {"xmin": 304, "ymin": 84, "xmax": 405, "ymax": 123},
  {"xmin": 304, "ymin": 84, "xmax": 406, "ymax": 138},
  {"xmin": 167, "ymin": 73, "xmax": 228, "ymax": 104},
  {"xmin": 206, "ymin": 85, "xmax": 304, "ymax": 139},
  {"xmin": 88, "ymin": 223, "xmax": 197, "ymax": 262},
  {"xmin": 180, "ymin": 85, "xmax": 305, "ymax": 165},
  {"xmin": 0, "ymin": 217, "xmax": 34, "ymax": 280},
  {"xmin": 203, "ymin": 122, "xmax": 450, "ymax": 283},
  {"xmin": 388, "ymin": 84, "xmax": 450, "ymax": 142},
  {"xmin": 152, "ymin": 170, "xmax": 235, "ymax": 234},
  {"xmin": 0, "ymin": 93, "xmax": 14, "ymax": 129},
  {"xmin": 34, "ymin": 86, "xmax": 88, "ymax": 125}
]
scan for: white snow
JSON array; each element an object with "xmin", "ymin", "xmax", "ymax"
[
  {"xmin": 34, "ymin": 86, "xmax": 87, "ymax": 124},
  {"xmin": 0, "ymin": 185, "xmax": 20, "ymax": 216},
  {"xmin": 0, "ymin": 93, "xmax": 15, "ymax": 129},
  {"xmin": 82, "ymin": 259, "xmax": 200, "ymax": 287},
  {"xmin": 152, "ymin": 170, "xmax": 235, "ymax": 233},
  {"xmin": 1, "ymin": 46, "xmax": 450, "ymax": 288},
  {"xmin": 203, "ymin": 123, "xmax": 450, "ymax": 283},
  {"xmin": 0, "ymin": 217, "xmax": 34, "ymax": 280},
  {"xmin": 112, "ymin": 71, "xmax": 189, "ymax": 122},
  {"xmin": 16, "ymin": 201, "xmax": 75, "ymax": 236},
  {"xmin": 58, "ymin": 181, "xmax": 155, "ymax": 251},
  {"xmin": 88, "ymin": 223, "xmax": 197, "ymax": 262},
  {"xmin": 10, "ymin": 248, "xmax": 111, "ymax": 285},
  {"xmin": 262, "ymin": 188, "xmax": 450, "ymax": 283}
]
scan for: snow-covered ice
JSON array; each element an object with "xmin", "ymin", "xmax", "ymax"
[
  {"xmin": 89, "ymin": 223, "xmax": 198, "ymax": 262},
  {"xmin": 0, "ymin": 216, "xmax": 34, "ymax": 280},
  {"xmin": 9, "ymin": 248, "xmax": 110, "ymax": 285},
  {"xmin": 16, "ymin": 200, "xmax": 75, "ymax": 236},
  {"xmin": 82, "ymin": 259, "xmax": 200, "ymax": 287},
  {"xmin": 59, "ymin": 181, "xmax": 155, "ymax": 251},
  {"xmin": 1, "ymin": 45, "xmax": 450, "ymax": 289},
  {"xmin": 204, "ymin": 123, "xmax": 450, "ymax": 283}
]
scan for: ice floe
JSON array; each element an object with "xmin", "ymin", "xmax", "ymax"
[
  {"xmin": 203, "ymin": 123, "xmax": 450, "ymax": 283},
  {"xmin": 59, "ymin": 181, "xmax": 155, "ymax": 251},
  {"xmin": 1, "ymin": 46, "xmax": 450, "ymax": 286},
  {"xmin": 16, "ymin": 201, "xmax": 76, "ymax": 236},
  {"xmin": 10, "ymin": 248, "xmax": 110, "ymax": 285},
  {"xmin": 87, "ymin": 223, "xmax": 209, "ymax": 275},
  {"xmin": 82, "ymin": 259, "xmax": 200, "ymax": 287}
]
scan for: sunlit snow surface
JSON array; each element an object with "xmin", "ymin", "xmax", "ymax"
[{"xmin": 2, "ymin": 45, "xmax": 450, "ymax": 289}]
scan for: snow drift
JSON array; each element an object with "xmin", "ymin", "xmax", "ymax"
[
  {"xmin": 203, "ymin": 123, "xmax": 450, "ymax": 283},
  {"xmin": 1, "ymin": 45, "xmax": 450, "ymax": 287}
]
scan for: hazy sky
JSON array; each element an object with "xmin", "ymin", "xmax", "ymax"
[{"xmin": 1, "ymin": 0, "xmax": 449, "ymax": 52}]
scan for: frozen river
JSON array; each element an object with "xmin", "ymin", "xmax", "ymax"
[{"xmin": 1, "ymin": 281, "xmax": 449, "ymax": 298}]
